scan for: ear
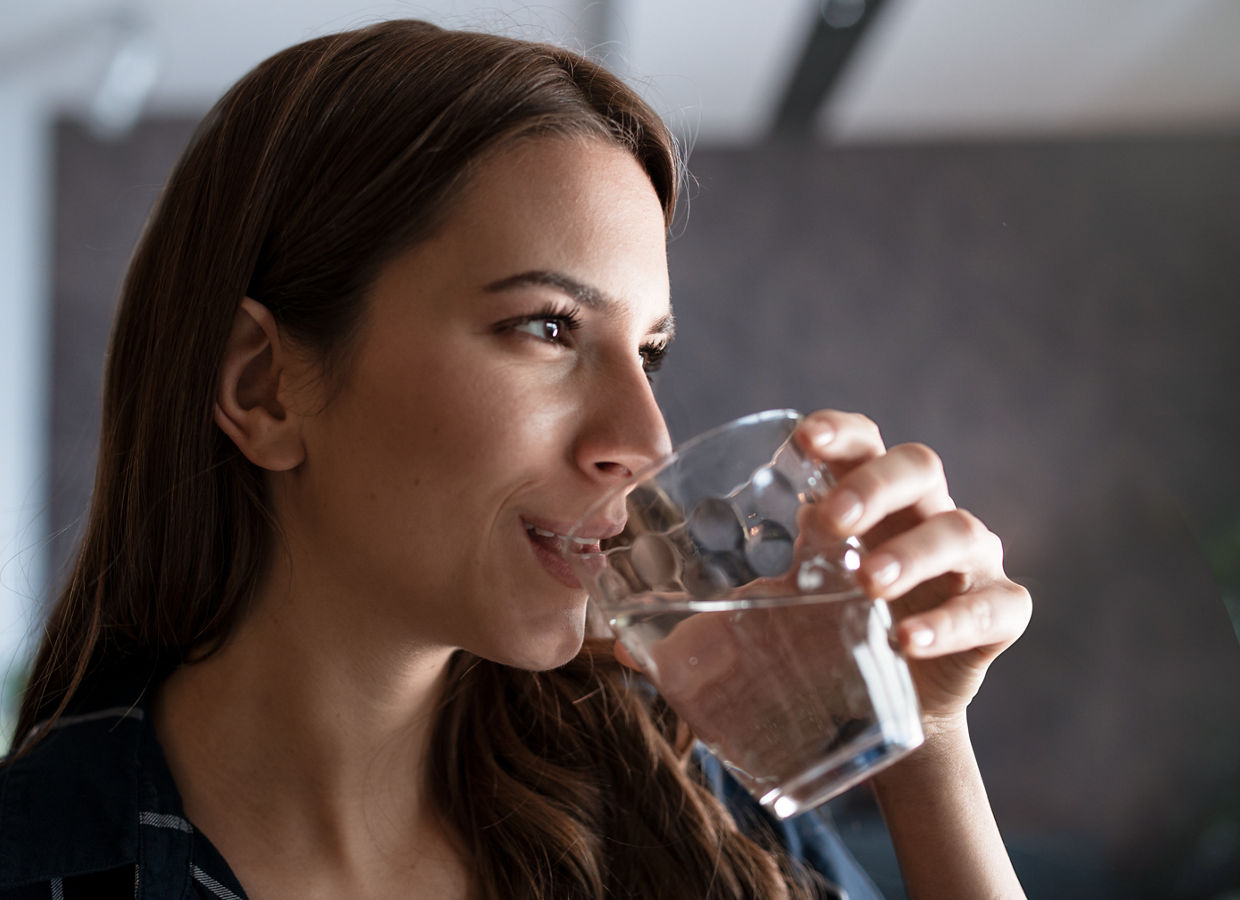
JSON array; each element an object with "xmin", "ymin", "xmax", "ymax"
[{"xmin": 214, "ymin": 297, "xmax": 306, "ymax": 471}]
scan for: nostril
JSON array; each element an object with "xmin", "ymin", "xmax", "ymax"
[{"xmin": 595, "ymin": 461, "xmax": 632, "ymax": 478}]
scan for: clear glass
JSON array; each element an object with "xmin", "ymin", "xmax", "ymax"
[{"xmin": 567, "ymin": 409, "xmax": 923, "ymax": 818}]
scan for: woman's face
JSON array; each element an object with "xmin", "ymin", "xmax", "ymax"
[{"xmin": 278, "ymin": 136, "xmax": 673, "ymax": 670}]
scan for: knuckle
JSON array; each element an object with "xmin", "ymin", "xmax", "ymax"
[
  {"xmin": 1010, "ymin": 582, "xmax": 1034, "ymax": 621},
  {"xmin": 976, "ymin": 525, "xmax": 1005, "ymax": 564},
  {"xmin": 947, "ymin": 508, "xmax": 988, "ymax": 542},
  {"xmin": 899, "ymin": 441, "xmax": 944, "ymax": 477},
  {"xmin": 845, "ymin": 412, "xmax": 882, "ymax": 442}
]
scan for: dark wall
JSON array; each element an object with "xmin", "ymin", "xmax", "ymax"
[
  {"xmin": 50, "ymin": 121, "xmax": 1240, "ymax": 896},
  {"xmin": 655, "ymin": 140, "xmax": 1240, "ymax": 895}
]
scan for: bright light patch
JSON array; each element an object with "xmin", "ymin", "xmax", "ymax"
[{"xmin": 773, "ymin": 795, "xmax": 799, "ymax": 819}]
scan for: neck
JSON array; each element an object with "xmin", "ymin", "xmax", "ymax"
[{"xmin": 152, "ymin": 559, "xmax": 464, "ymax": 895}]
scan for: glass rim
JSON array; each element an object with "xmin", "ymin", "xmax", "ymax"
[{"xmin": 568, "ymin": 408, "xmax": 803, "ymax": 540}]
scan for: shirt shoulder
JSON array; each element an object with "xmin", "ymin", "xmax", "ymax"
[
  {"xmin": 0, "ymin": 677, "xmax": 250, "ymax": 900},
  {"xmin": 0, "ymin": 706, "xmax": 146, "ymax": 888},
  {"xmin": 0, "ymin": 662, "xmax": 241, "ymax": 900}
]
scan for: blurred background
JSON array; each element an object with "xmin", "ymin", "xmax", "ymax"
[{"xmin": 2, "ymin": 0, "xmax": 1238, "ymax": 896}]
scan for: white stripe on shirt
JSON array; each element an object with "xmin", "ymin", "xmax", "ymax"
[
  {"xmin": 138, "ymin": 810, "xmax": 194, "ymax": 833},
  {"xmin": 192, "ymin": 865, "xmax": 245, "ymax": 900}
]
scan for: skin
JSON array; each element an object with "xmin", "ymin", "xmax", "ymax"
[{"xmin": 155, "ymin": 135, "xmax": 1031, "ymax": 899}]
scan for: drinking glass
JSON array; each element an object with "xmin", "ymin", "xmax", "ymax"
[{"xmin": 566, "ymin": 409, "xmax": 923, "ymax": 818}]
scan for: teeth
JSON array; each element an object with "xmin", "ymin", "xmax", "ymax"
[{"xmin": 525, "ymin": 524, "xmax": 598, "ymax": 546}]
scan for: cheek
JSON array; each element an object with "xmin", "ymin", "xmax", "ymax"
[
  {"xmin": 405, "ymin": 358, "xmax": 579, "ymax": 459},
  {"xmin": 335, "ymin": 361, "xmax": 576, "ymax": 513}
]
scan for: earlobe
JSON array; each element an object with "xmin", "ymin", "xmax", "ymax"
[{"xmin": 214, "ymin": 297, "xmax": 306, "ymax": 471}]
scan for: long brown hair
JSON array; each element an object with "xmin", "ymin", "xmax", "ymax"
[{"xmin": 16, "ymin": 20, "xmax": 824, "ymax": 898}]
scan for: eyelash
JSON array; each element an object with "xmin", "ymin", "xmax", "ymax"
[
  {"xmin": 639, "ymin": 343, "xmax": 667, "ymax": 376},
  {"xmin": 502, "ymin": 303, "xmax": 583, "ymax": 345},
  {"xmin": 501, "ymin": 303, "xmax": 669, "ymax": 376}
]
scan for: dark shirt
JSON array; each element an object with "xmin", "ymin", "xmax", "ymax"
[
  {"xmin": 0, "ymin": 679, "xmax": 882, "ymax": 899},
  {"xmin": 0, "ymin": 694, "xmax": 246, "ymax": 899}
]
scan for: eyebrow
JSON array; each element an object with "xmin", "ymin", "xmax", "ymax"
[{"xmin": 483, "ymin": 270, "xmax": 676, "ymax": 339}]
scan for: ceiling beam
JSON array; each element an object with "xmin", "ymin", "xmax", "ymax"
[{"xmin": 771, "ymin": 0, "xmax": 892, "ymax": 140}]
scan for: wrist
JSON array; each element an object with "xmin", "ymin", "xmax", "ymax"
[
  {"xmin": 919, "ymin": 709, "xmax": 971, "ymax": 744},
  {"xmin": 870, "ymin": 713, "xmax": 974, "ymax": 797}
]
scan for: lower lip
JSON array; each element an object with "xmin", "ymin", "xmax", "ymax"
[{"xmin": 525, "ymin": 529, "xmax": 586, "ymax": 589}]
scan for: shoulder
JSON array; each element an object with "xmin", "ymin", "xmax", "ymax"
[
  {"xmin": 0, "ymin": 705, "xmax": 146, "ymax": 891},
  {"xmin": 0, "ymin": 666, "xmax": 243, "ymax": 900}
]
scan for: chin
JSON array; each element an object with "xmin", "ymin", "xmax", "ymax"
[{"xmin": 486, "ymin": 606, "xmax": 588, "ymax": 672}]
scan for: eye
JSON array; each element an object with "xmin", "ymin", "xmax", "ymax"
[
  {"xmin": 499, "ymin": 305, "xmax": 583, "ymax": 346},
  {"xmin": 516, "ymin": 316, "xmax": 570, "ymax": 343},
  {"xmin": 640, "ymin": 342, "xmax": 668, "ymax": 376}
]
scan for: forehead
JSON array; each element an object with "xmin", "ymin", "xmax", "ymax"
[
  {"xmin": 455, "ymin": 134, "xmax": 665, "ymax": 228},
  {"xmin": 422, "ymin": 136, "xmax": 672, "ymax": 318}
]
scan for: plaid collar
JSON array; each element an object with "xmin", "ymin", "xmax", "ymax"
[{"xmin": 0, "ymin": 673, "xmax": 245, "ymax": 899}]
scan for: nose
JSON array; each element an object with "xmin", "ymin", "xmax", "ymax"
[{"xmin": 574, "ymin": 363, "xmax": 671, "ymax": 483}]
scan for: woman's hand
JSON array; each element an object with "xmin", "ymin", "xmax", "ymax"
[
  {"xmin": 794, "ymin": 409, "xmax": 1031, "ymax": 733},
  {"xmin": 607, "ymin": 408, "xmax": 1031, "ymax": 897}
]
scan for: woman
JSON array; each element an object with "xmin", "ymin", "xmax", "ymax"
[{"xmin": 0, "ymin": 20, "xmax": 1031, "ymax": 899}]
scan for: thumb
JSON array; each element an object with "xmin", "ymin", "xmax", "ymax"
[{"xmin": 613, "ymin": 640, "xmax": 641, "ymax": 671}]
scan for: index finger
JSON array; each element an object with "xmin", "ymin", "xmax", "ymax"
[{"xmin": 794, "ymin": 410, "xmax": 886, "ymax": 479}]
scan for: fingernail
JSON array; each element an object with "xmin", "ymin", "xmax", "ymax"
[
  {"xmin": 810, "ymin": 424, "xmax": 835, "ymax": 449},
  {"xmin": 823, "ymin": 489, "xmax": 863, "ymax": 529},
  {"xmin": 866, "ymin": 553, "xmax": 900, "ymax": 589},
  {"xmin": 909, "ymin": 627, "xmax": 935, "ymax": 648}
]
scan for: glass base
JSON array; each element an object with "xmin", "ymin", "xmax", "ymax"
[{"xmin": 755, "ymin": 727, "xmax": 922, "ymax": 819}]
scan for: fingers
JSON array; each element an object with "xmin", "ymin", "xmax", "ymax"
[
  {"xmin": 856, "ymin": 508, "xmax": 1003, "ymax": 598},
  {"xmin": 816, "ymin": 441, "xmax": 956, "ymax": 538},
  {"xmin": 795, "ymin": 410, "xmax": 1031, "ymax": 665},
  {"xmin": 796, "ymin": 410, "xmax": 886, "ymax": 475},
  {"xmin": 894, "ymin": 580, "xmax": 1032, "ymax": 659}
]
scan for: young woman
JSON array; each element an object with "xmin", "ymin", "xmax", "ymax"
[{"xmin": 0, "ymin": 20, "xmax": 1031, "ymax": 899}]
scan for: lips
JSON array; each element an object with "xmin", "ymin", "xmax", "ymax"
[{"xmin": 521, "ymin": 517, "xmax": 620, "ymax": 589}]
